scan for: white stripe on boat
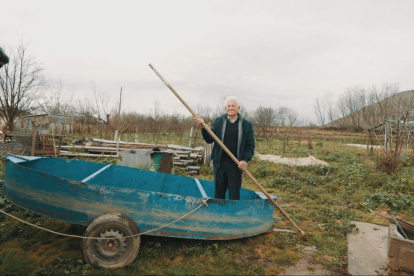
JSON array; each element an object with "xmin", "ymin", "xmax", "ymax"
[
  {"xmin": 81, "ymin": 165, "xmax": 112, "ymax": 183},
  {"xmin": 194, "ymin": 178, "xmax": 208, "ymax": 198}
]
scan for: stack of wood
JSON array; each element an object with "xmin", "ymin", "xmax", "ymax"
[
  {"xmin": 173, "ymin": 151, "xmax": 203, "ymax": 174},
  {"xmin": 88, "ymin": 138, "xmax": 169, "ymax": 151},
  {"xmin": 60, "ymin": 138, "xmax": 203, "ymax": 174},
  {"xmin": 61, "ymin": 139, "xmax": 169, "ymax": 156}
]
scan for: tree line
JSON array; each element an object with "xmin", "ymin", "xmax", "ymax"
[{"xmin": 313, "ymin": 83, "xmax": 414, "ymax": 131}]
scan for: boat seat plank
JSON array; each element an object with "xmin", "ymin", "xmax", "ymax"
[
  {"xmin": 81, "ymin": 164, "xmax": 112, "ymax": 183},
  {"xmin": 6, "ymin": 155, "xmax": 43, "ymax": 164},
  {"xmin": 194, "ymin": 178, "xmax": 208, "ymax": 198},
  {"xmin": 255, "ymin": 191, "xmax": 280, "ymax": 200}
]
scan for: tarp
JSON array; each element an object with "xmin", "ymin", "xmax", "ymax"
[{"xmin": 0, "ymin": 47, "xmax": 9, "ymax": 68}]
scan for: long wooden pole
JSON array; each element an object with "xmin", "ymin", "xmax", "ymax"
[{"xmin": 149, "ymin": 64, "xmax": 306, "ymax": 238}]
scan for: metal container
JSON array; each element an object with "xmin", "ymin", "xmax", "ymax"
[{"xmin": 117, "ymin": 149, "xmax": 174, "ymax": 174}]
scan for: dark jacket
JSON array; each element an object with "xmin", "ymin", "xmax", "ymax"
[{"xmin": 202, "ymin": 113, "xmax": 255, "ymax": 168}]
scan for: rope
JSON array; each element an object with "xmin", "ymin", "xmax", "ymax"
[{"xmin": 0, "ymin": 198, "xmax": 210, "ymax": 240}]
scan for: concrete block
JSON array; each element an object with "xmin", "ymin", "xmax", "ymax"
[
  {"xmin": 387, "ymin": 224, "xmax": 414, "ymax": 275},
  {"xmin": 347, "ymin": 221, "xmax": 388, "ymax": 275}
]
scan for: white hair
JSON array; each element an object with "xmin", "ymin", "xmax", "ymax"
[{"xmin": 224, "ymin": 96, "xmax": 240, "ymax": 107}]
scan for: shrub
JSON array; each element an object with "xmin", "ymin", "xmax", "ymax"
[{"xmin": 377, "ymin": 153, "xmax": 399, "ymax": 174}]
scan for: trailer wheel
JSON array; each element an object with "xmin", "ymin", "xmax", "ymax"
[{"xmin": 81, "ymin": 213, "xmax": 140, "ymax": 268}]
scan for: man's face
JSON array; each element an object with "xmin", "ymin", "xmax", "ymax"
[{"xmin": 225, "ymin": 99, "xmax": 241, "ymax": 117}]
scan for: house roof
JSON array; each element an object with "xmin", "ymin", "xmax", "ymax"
[
  {"xmin": 18, "ymin": 114, "xmax": 74, "ymax": 125},
  {"xmin": 0, "ymin": 47, "xmax": 9, "ymax": 68}
]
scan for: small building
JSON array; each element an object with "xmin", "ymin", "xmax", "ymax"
[{"xmin": 15, "ymin": 114, "xmax": 75, "ymax": 135}]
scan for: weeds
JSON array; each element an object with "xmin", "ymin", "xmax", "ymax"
[
  {"xmin": 0, "ymin": 250, "xmax": 32, "ymax": 275},
  {"xmin": 363, "ymin": 192, "xmax": 414, "ymax": 212}
]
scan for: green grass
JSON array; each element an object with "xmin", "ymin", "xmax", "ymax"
[
  {"xmin": 0, "ymin": 133, "xmax": 413, "ymax": 275},
  {"xmin": 0, "ymin": 250, "xmax": 33, "ymax": 275}
]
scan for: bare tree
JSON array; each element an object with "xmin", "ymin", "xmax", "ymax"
[
  {"xmin": 322, "ymin": 92, "xmax": 337, "ymax": 124},
  {"xmin": 0, "ymin": 42, "xmax": 45, "ymax": 130},
  {"xmin": 373, "ymin": 83, "xmax": 400, "ymax": 123},
  {"xmin": 254, "ymin": 106, "xmax": 276, "ymax": 143},
  {"xmin": 39, "ymin": 79, "xmax": 74, "ymax": 115},
  {"xmin": 278, "ymin": 107, "xmax": 300, "ymax": 153},
  {"xmin": 359, "ymin": 87, "xmax": 378, "ymax": 130},
  {"xmin": 168, "ymin": 113, "xmax": 191, "ymax": 142},
  {"xmin": 90, "ymin": 84, "xmax": 112, "ymax": 138},
  {"xmin": 335, "ymin": 86, "xmax": 366, "ymax": 130},
  {"xmin": 72, "ymin": 84, "xmax": 114, "ymax": 137},
  {"xmin": 150, "ymin": 98, "xmax": 164, "ymax": 144},
  {"xmin": 313, "ymin": 97, "xmax": 326, "ymax": 126},
  {"xmin": 75, "ymin": 97, "xmax": 94, "ymax": 134}
]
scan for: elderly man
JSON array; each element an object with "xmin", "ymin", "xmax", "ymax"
[{"xmin": 195, "ymin": 96, "xmax": 255, "ymax": 200}]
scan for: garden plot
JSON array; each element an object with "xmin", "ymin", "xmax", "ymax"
[{"xmin": 257, "ymin": 154, "xmax": 329, "ymax": 166}]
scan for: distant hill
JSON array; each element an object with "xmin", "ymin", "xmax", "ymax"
[{"xmin": 325, "ymin": 90, "xmax": 414, "ymax": 130}]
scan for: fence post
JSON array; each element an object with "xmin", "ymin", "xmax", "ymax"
[
  {"xmin": 412, "ymin": 142, "xmax": 414, "ymax": 167},
  {"xmin": 31, "ymin": 127, "xmax": 37, "ymax": 156},
  {"xmin": 189, "ymin": 126, "xmax": 194, "ymax": 148}
]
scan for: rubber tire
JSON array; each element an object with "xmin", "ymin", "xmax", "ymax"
[{"xmin": 81, "ymin": 213, "xmax": 140, "ymax": 268}]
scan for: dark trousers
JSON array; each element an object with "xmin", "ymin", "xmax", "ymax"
[{"xmin": 213, "ymin": 160, "xmax": 243, "ymax": 200}]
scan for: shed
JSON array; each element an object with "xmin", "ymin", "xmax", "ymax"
[{"xmin": 15, "ymin": 114, "xmax": 75, "ymax": 135}]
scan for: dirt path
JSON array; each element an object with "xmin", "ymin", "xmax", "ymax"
[{"xmin": 279, "ymin": 246, "xmax": 338, "ymax": 275}]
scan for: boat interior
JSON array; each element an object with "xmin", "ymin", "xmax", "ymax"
[{"xmin": 14, "ymin": 157, "xmax": 268, "ymax": 200}]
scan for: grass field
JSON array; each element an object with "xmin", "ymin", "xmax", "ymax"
[{"xmin": 1, "ymin": 131, "xmax": 413, "ymax": 275}]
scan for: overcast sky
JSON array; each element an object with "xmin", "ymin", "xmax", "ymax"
[{"xmin": 1, "ymin": 0, "xmax": 414, "ymax": 123}]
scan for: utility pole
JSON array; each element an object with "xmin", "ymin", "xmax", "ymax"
[
  {"xmin": 116, "ymin": 87, "xmax": 122, "ymax": 156},
  {"xmin": 134, "ymin": 125, "xmax": 139, "ymax": 142}
]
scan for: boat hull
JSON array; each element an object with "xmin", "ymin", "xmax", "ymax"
[{"xmin": 3, "ymin": 157, "xmax": 276, "ymax": 240}]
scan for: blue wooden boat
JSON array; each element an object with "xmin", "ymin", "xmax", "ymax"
[{"xmin": 3, "ymin": 155, "xmax": 278, "ymax": 268}]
